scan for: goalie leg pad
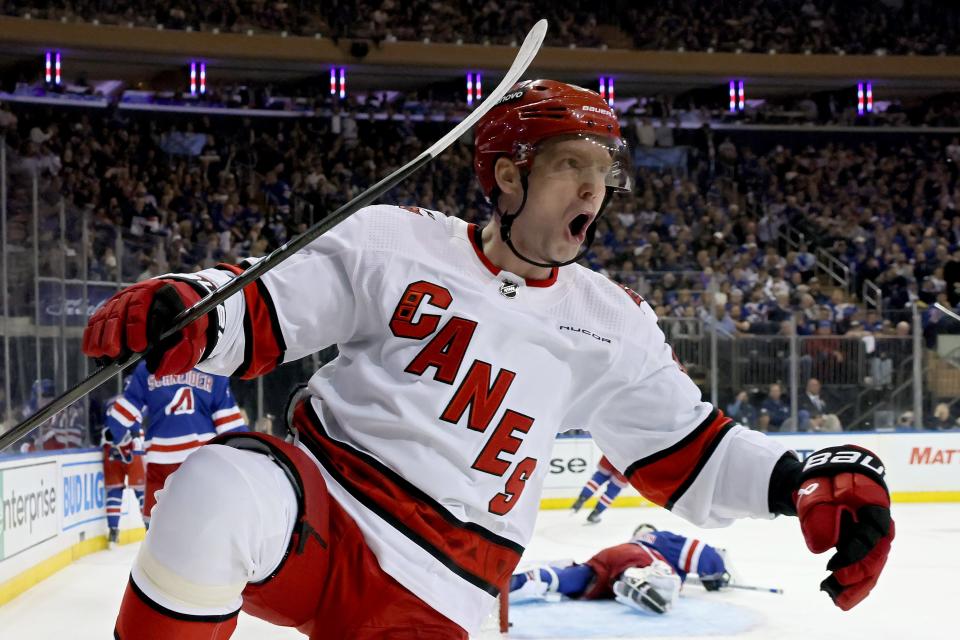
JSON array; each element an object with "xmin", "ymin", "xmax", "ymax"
[
  {"xmin": 613, "ymin": 576, "xmax": 669, "ymax": 614},
  {"xmin": 613, "ymin": 562, "xmax": 681, "ymax": 614}
]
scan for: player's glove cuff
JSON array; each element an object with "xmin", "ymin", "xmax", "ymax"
[{"xmin": 768, "ymin": 451, "xmax": 803, "ymax": 516}]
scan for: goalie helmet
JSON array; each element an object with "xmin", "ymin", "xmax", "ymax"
[{"xmin": 473, "ymin": 79, "xmax": 632, "ymax": 199}]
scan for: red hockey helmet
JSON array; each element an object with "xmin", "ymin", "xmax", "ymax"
[{"xmin": 474, "ymin": 79, "xmax": 631, "ymax": 199}]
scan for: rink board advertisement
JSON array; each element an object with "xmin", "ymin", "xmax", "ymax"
[
  {"xmin": 0, "ymin": 460, "xmax": 59, "ymax": 562},
  {"xmin": 0, "ymin": 450, "xmax": 109, "ymax": 589},
  {"xmin": 60, "ymin": 455, "xmax": 106, "ymax": 533},
  {"xmin": 771, "ymin": 431, "xmax": 960, "ymax": 497},
  {"xmin": 541, "ymin": 431, "xmax": 960, "ymax": 506}
]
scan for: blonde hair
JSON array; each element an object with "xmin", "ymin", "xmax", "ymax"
[{"xmin": 934, "ymin": 403, "xmax": 950, "ymax": 421}]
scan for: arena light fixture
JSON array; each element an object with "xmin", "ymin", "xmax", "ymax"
[
  {"xmin": 857, "ymin": 82, "xmax": 873, "ymax": 116},
  {"xmin": 857, "ymin": 82, "xmax": 873, "ymax": 115},
  {"xmin": 331, "ymin": 67, "xmax": 346, "ymax": 99},
  {"xmin": 44, "ymin": 50, "xmax": 61, "ymax": 85},
  {"xmin": 189, "ymin": 61, "xmax": 206, "ymax": 96},
  {"xmin": 598, "ymin": 77, "xmax": 614, "ymax": 107},
  {"xmin": 466, "ymin": 72, "xmax": 484, "ymax": 107},
  {"xmin": 729, "ymin": 80, "xmax": 745, "ymax": 112}
]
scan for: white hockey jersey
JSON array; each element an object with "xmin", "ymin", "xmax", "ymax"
[{"xmin": 186, "ymin": 204, "xmax": 789, "ymax": 634}]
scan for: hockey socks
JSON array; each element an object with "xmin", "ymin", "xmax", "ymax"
[
  {"xmin": 509, "ymin": 564, "xmax": 594, "ymax": 599},
  {"xmin": 106, "ymin": 486, "xmax": 124, "ymax": 531}
]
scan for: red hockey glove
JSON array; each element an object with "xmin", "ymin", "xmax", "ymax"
[
  {"xmin": 82, "ymin": 278, "xmax": 211, "ymax": 376},
  {"xmin": 771, "ymin": 446, "xmax": 893, "ymax": 611},
  {"xmin": 101, "ymin": 427, "xmax": 135, "ymax": 464}
]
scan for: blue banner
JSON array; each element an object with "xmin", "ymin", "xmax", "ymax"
[
  {"xmin": 37, "ymin": 281, "xmax": 119, "ymax": 326},
  {"xmin": 633, "ymin": 146, "xmax": 689, "ymax": 172},
  {"xmin": 159, "ymin": 131, "xmax": 207, "ymax": 156}
]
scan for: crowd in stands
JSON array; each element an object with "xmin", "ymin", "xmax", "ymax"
[
  {"xmin": 5, "ymin": 90, "xmax": 960, "ymax": 431},
  {"xmin": 5, "ymin": 0, "xmax": 960, "ymax": 55},
  {"xmin": 0, "ymin": 99, "xmax": 491, "ymax": 286},
  {"xmin": 622, "ymin": 0, "xmax": 960, "ymax": 56},
  {"xmin": 624, "ymin": 91, "xmax": 960, "ymax": 130},
  {"xmin": 593, "ymin": 129, "xmax": 960, "ymax": 345},
  {"xmin": 7, "ymin": 97, "xmax": 960, "ymax": 336},
  {"xmin": 2, "ymin": 0, "xmax": 603, "ymax": 47}
]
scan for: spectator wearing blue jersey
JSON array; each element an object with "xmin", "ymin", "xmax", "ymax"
[
  {"xmin": 104, "ymin": 362, "xmax": 247, "ymax": 526},
  {"xmin": 760, "ymin": 383, "xmax": 790, "ymax": 431},
  {"xmin": 19, "ymin": 379, "xmax": 88, "ymax": 451}
]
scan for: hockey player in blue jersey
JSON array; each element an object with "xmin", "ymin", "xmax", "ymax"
[
  {"xmin": 509, "ymin": 524, "xmax": 731, "ymax": 615},
  {"xmin": 571, "ymin": 455, "xmax": 629, "ymax": 524},
  {"xmin": 101, "ymin": 398, "xmax": 146, "ymax": 546},
  {"xmin": 104, "ymin": 361, "xmax": 247, "ymax": 526},
  {"xmin": 509, "ymin": 532, "xmax": 682, "ymax": 614}
]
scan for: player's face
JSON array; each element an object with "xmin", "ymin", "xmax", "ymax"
[{"xmin": 514, "ymin": 136, "xmax": 615, "ymax": 263}]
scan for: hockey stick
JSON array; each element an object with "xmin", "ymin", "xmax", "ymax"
[
  {"xmin": 686, "ymin": 575, "xmax": 783, "ymax": 594},
  {"xmin": 0, "ymin": 19, "xmax": 549, "ymax": 452},
  {"xmin": 934, "ymin": 302, "xmax": 960, "ymax": 323}
]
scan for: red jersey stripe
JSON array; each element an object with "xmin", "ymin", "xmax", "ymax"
[
  {"xmin": 147, "ymin": 440, "xmax": 204, "ymax": 453},
  {"xmin": 213, "ymin": 413, "xmax": 242, "ymax": 426},
  {"xmin": 293, "ymin": 400, "xmax": 522, "ymax": 595},
  {"xmin": 683, "ymin": 539, "xmax": 700, "ymax": 573},
  {"xmin": 217, "ymin": 263, "xmax": 286, "ymax": 379},
  {"xmin": 625, "ymin": 409, "xmax": 733, "ymax": 509},
  {"xmin": 112, "ymin": 403, "xmax": 138, "ymax": 423}
]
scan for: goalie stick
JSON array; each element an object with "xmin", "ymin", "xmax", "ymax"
[
  {"xmin": 0, "ymin": 19, "xmax": 549, "ymax": 452},
  {"xmin": 686, "ymin": 575, "xmax": 784, "ymax": 594}
]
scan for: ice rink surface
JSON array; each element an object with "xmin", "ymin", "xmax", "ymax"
[{"xmin": 0, "ymin": 503, "xmax": 954, "ymax": 639}]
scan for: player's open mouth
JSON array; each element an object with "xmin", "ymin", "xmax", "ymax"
[{"xmin": 568, "ymin": 213, "xmax": 591, "ymax": 242}]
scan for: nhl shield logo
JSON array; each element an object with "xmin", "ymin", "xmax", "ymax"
[{"xmin": 499, "ymin": 280, "xmax": 519, "ymax": 299}]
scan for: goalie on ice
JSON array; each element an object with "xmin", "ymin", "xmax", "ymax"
[{"xmin": 508, "ymin": 525, "xmax": 731, "ymax": 615}]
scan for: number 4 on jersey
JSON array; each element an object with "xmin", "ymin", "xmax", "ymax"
[{"xmin": 165, "ymin": 387, "xmax": 196, "ymax": 416}]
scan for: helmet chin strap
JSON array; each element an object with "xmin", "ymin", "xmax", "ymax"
[{"xmin": 495, "ymin": 174, "xmax": 613, "ymax": 269}]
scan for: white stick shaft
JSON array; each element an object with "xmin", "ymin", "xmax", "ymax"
[
  {"xmin": 935, "ymin": 302, "xmax": 960, "ymax": 323},
  {"xmin": 423, "ymin": 19, "xmax": 547, "ymax": 160}
]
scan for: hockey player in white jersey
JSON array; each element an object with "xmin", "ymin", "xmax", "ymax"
[{"xmin": 82, "ymin": 79, "xmax": 894, "ymax": 640}]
